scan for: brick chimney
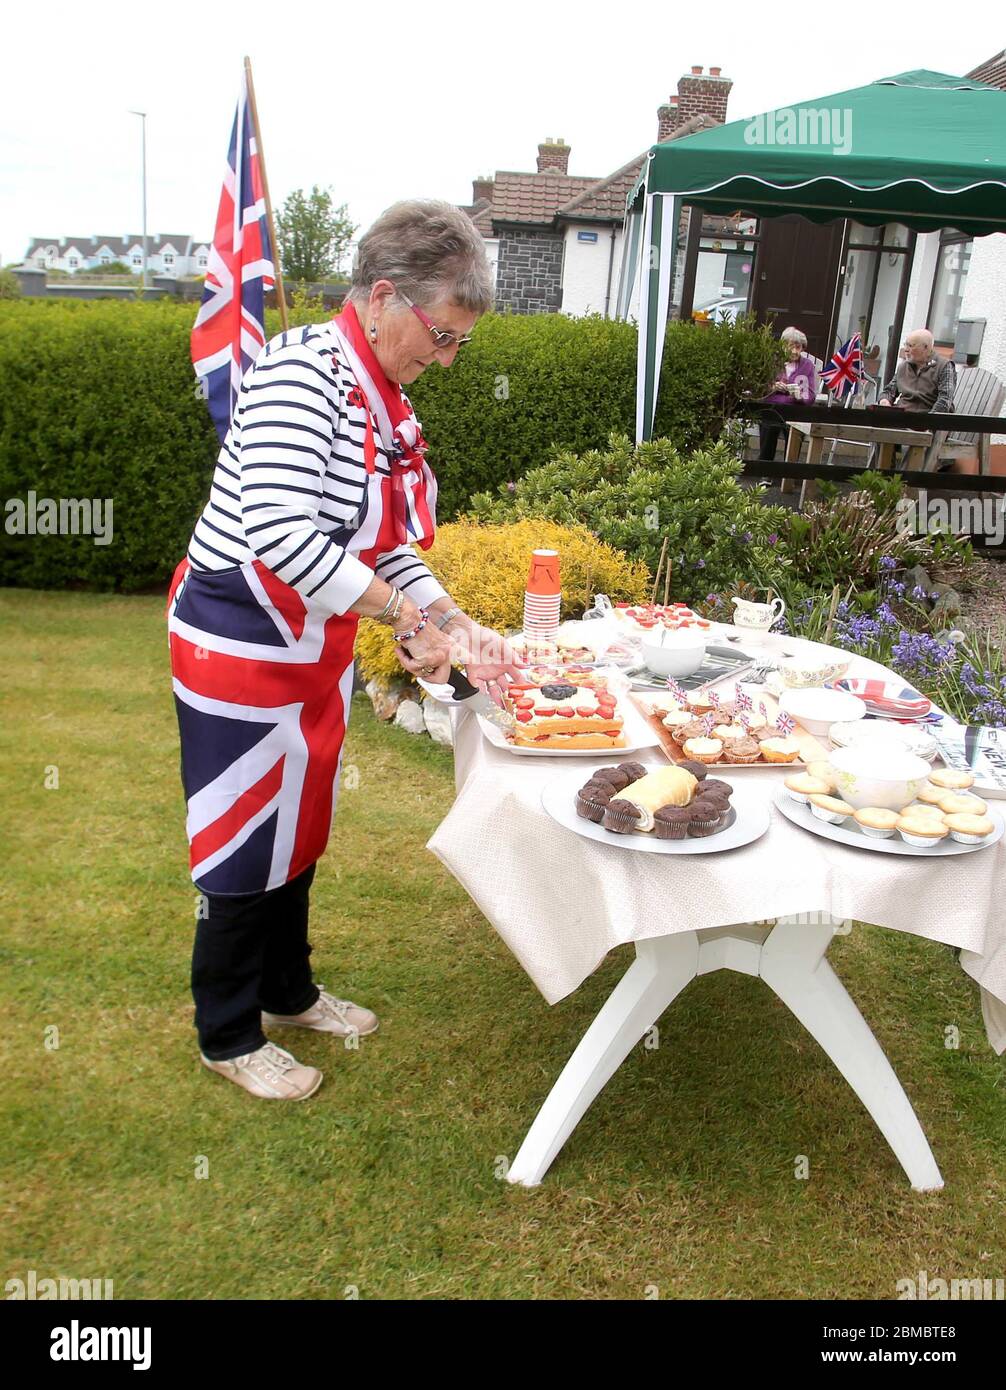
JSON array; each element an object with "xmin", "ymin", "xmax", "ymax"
[
  {"xmin": 657, "ymin": 95, "xmax": 679, "ymax": 141},
  {"xmin": 471, "ymin": 176, "xmax": 494, "ymax": 205},
  {"xmin": 675, "ymin": 65, "xmax": 732, "ymax": 128},
  {"xmin": 536, "ymin": 137, "xmax": 571, "ymax": 174}
]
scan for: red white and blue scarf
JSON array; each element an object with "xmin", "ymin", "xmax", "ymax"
[{"xmin": 331, "ymin": 303, "xmax": 438, "ymax": 551}]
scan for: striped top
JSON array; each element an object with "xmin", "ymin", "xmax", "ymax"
[{"xmin": 187, "ymin": 322, "xmax": 449, "ymax": 615}]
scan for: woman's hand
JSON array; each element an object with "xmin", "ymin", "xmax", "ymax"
[
  {"xmin": 394, "ymin": 619, "xmax": 455, "ymax": 683},
  {"xmin": 445, "ymin": 619, "xmax": 524, "ymax": 707}
]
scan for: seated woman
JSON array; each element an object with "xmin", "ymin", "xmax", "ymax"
[{"xmin": 758, "ymin": 327, "xmax": 819, "ymax": 461}]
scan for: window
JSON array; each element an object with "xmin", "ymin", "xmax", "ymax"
[
  {"xmin": 198, "ymin": 255, "xmax": 207, "ymax": 268},
  {"xmin": 100, "ymin": 255, "xmax": 110, "ymax": 264},
  {"xmin": 163, "ymin": 253, "xmax": 174, "ymax": 266},
  {"xmin": 834, "ymin": 223, "xmax": 912, "ymax": 378},
  {"xmin": 133, "ymin": 256, "xmax": 142, "ymax": 266},
  {"xmin": 691, "ymin": 212, "xmax": 759, "ymax": 322},
  {"xmin": 928, "ymin": 230, "xmax": 972, "ymax": 347},
  {"xmin": 68, "ymin": 256, "xmax": 79, "ymax": 268}
]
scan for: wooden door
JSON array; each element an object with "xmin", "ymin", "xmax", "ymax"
[{"xmin": 750, "ymin": 215, "xmax": 846, "ymax": 362}]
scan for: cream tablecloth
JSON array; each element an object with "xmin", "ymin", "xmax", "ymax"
[{"xmin": 426, "ymin": 647, "xmax": 1006, "ymax": 1054}]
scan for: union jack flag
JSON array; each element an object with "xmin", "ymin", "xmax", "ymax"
[
  {"xmin": 775, "ymin": 711, "xmax": 796, "ymax": 735},
  {"xmin": 191, "ymin": 69, "xmax": 276, "ymax": 442},
  {"xmin": 735, "ymin": 688, "xmax": 753, "ymax": 712},
  {"xmin": 820, "ymin": 333, "xmax": 864, "ymax": 400},
  {"xmin": 835, "ymin": 677, "xmax": 932, "ymax": 719}
]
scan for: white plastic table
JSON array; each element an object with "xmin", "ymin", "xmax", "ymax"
[{"xmin": 426, "ymin": 639, "xmax": 1005, "ymax": 1189}]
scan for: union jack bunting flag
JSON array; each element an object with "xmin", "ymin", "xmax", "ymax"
[
  {"xmin": 820, "ymin": 333, "xmax": 864, "ymax": 400},
  {"xmin": 190, "ymin": 69, "xmax": 276, "ymax": 442}
]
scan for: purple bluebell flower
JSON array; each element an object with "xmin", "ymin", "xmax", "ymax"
[
  {"xmin": 879, "ymin": 556, "xmax": 897, "ymax": 570},
  {"xmin": 767, "ymin": 533, "xmax": 779, "ymax": 545},
  {"xmin": 911, "ymin": 585, "xmax": 928, "ymax": 601}
]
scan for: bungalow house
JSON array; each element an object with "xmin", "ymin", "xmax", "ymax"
[{"xmin": 462, "ymin": 66, "xmax": 733, "ymax": 317}]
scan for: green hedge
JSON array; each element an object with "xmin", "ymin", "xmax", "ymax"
[
  {"xmin": 0, "ymin": 300, "xmax": 781, "ymax": 591},
  {"xmin": 0, "ymin": 300, "xmax": 218, "ymax": 591}
]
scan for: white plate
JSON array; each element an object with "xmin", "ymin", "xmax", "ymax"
[
  {"xmin": 929, "ymin": 724, "xmax": 1006, "ymax": 801},
  {"xmin": 829, "ymin": 719, "xmax": 939, "ymax": 762},
  {"xmin": 478, "ymin": 695, "xmax": 659, "ymax": 758},
  {"xmin": 774, "ymin": 788, "xmax": 1004, "ymax": 857},
  {"xmin": 541, "ymin": 766, "xmax": 771, "ymax": 853}
]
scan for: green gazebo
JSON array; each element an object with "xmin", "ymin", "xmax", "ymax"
[{"xmin": 617, "ymin": 71, "xmax": 1006, "ymax": 441}]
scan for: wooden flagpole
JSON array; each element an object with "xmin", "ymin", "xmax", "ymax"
[{"xmin": 244, "ymin": 55, "xmax": 289, "ymax": 332}]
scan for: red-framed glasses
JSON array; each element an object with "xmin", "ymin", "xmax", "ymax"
[{"xmin": 398, "ymin": 291, "xmax": 473, "ymax": 349}]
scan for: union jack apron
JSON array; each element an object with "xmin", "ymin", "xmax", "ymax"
[{"xmin": 168, "ymin": 309, "xmax": 436, "ymax": 895}]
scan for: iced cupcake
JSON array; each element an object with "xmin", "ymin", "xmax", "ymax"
[
  {"xmin": 682, "ymin": 737, "xmax": 724, "ymax": 765},
  {"xmin": 672, "ymin": 718, "xmax": 711, "ymax": 747},
  {"xmin": 686, "ymin": 691, "xmax": 716, "ymax": 715},
  {"xmin": 761, "ymin": 737, "xmax": 802, "ymax": 764},
  {"xmin": 729, "ymin": 737, "xmax": 763, "ymax": 764}
]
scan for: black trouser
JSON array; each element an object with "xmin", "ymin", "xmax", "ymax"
[
  {"xmin": 192, "ymin": 864, "xmax": 320, "ymax": 1060},
  {"xmin": 758, "ymin": 423, "xmax": 783, "ymax": 461}
]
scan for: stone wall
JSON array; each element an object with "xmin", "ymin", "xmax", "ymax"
[{"xmin": 494, "ymin": 228, "xmax": 564, "ymax": 314}]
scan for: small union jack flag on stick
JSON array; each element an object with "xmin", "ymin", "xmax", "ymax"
[
  {"xmin": 759, "ymin": 701, "xmax": 768, "ymax": 721},
  {"xmin": 707, "ymin": 689, "xmax": 721, "ymax": 707},
  {"xmin": 666, "ymin": 680, "xmax": 688, "ymax": 704},
  {"xmin": 775, "ymin": 711, "xmax": 796, "ymax": 735},
  {"xmin": 820, "ymin": 332, "xmax": 865, "ymax": 401},
  {"xmin": 735, "ymin": 688, "xmax": 753, "ymax": 712},
  {"xmin": 701, "ymin": 713, "xmax": 717, "ymax": 734}
]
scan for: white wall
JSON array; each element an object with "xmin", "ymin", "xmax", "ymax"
[
  {"xmin": 959, "ymin": 232, "xmax": 1006, "ymax": 439},
  {"xmin": 483, "ymin": 237, "xmax": 499, "ymax": 290},
  {"xmin": 561, "ymin": 221, "xmax": 621, "ymax": 317}
]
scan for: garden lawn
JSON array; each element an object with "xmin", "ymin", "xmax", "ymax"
[{"xmin": 2, "ymin": 589, "xmax": 1004, "ymax": 1301}]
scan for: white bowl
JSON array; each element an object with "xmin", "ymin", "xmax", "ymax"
[
  {"xmin": 778, "ymin": 687, "xmax": 866, "ymax": 737},
  {"xmin": 641, "ymin": 632, "xmax": 706, "ymax": 678},
  {"xmin": 828, "ymin": 746, "xmax": 932, "ymax": 812}
]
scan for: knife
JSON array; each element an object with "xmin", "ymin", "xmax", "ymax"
[{"xmin": 410, "ymin": 660, "xmax": 518, "ymax": 733}]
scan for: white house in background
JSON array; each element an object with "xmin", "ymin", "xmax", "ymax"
[{"xmin": 22, "ymin": 234, "xmax": 210, "ymax": 277}]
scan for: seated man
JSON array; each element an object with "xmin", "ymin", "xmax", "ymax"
[{"xmin": 879, "ymin": 329, "xmax": 956, "ymax": 413}]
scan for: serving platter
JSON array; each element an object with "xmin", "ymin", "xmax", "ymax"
[
  {"xmin": 477, "ymin": 693, "xmax": 659, "ymax": 758},
  {"xmin": 631, "ymin": 690, "xmax": 830, "ymax": 770},
  {"xmin": 774, "ymin": 788, "xmax": 1004, "ymax": 857},
  {"xmin": 541, "ymin": 766, "xmax": 770, "ymax": 854}
]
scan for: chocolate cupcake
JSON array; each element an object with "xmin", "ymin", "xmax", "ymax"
[
  {"xmin": 677, "ymin": 759, "xmax": 709, "ymax": 781},
  {"xmin": 728, "ymin": 737, "xmax": 762, "ymax": 763},
  {"xmin": 596, "ymin": 767, "xmax": 632, "ymax": 792},
  {"xmin": 602, "ymin": 798, "xmax": 644, "ymax": 834},
  {"xmin": 653, "ymin": 806, "xmax": 693, "ymax": 840},
  {"xmin": 618, "ymin": 761, "xmax": 649, "ymax": 781},
  {"xmin": 688, "ymin": 796, "xmax": 725, "ymax": 834},
  {"xmin": 701, "ymin": 778, "xmax": 733, "ymax": 801},
  {"xmin": 575, "ymin": 781, "xmax": 614, "ymax": 822},
  {"xmin": 672, "ymin": 718, "xmax": 712, "ymax": 747}
]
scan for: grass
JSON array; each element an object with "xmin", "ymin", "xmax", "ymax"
[{"xmin": 1, "ymin": 588, "xmax": 1004, "ymax": 1301}]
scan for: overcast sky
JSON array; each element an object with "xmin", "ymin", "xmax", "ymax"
[{"xmin": 1, "ymin": 1, "xmax": 993, "ymax": 266}]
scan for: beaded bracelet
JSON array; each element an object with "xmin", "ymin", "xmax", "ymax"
[{"xmin": 392, "ymin": 609, "xmax": 430, "ymax": 644}]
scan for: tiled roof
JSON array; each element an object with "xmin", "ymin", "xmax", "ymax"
[
  {"xmin": 488, "ymin": 170, "xmax": 600, "ymax": 227},
  {"xmin": 967, "ymin": 48, "xmax": 1006, "ymax": 88},
  {"xmin": 24, "ymin": 234, "xmax": 207, "ymax": 259},
  {"xmin": 556, "ymin": 153, "xmax": 647, "ymax": 221}
]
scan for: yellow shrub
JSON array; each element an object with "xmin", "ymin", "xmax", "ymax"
[{"xmin": 354, "ymin": 518, "xmax": 650, "ymax": 688}]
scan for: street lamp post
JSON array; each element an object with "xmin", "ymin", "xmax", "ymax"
[{"xmin": 129, "ymin": 110, "xmax": 149, "ymax": 291}]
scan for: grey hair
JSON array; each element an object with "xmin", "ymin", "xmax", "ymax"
[
  {"xmin": 349, "ymin": 199, "xmax": 494, "ymax": 314},
  {"xmin": 781, "ymin": 326, "xmax": 808, "ymax": 348}
]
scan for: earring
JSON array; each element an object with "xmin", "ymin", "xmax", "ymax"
[{"xmin": 369, "ymin": 322, "xmax": 377, "ymax": 341}]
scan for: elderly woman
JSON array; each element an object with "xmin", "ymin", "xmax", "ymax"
[
  {"xmin": 757, "ymin": 326, "xmax": 819, "ymax": 461},
  {"xmin": 168, "ymin": 200, "xmax": 520, "ymax": 1101}
]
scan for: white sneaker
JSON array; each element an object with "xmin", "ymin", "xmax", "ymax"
[
  {"xmin": 262, "ymin": 988, "xmax": 379, "ymax": 1039},
  {"xmin": 201, "ymin": 1041, "xmax": 322, "ymax": 1100}
]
